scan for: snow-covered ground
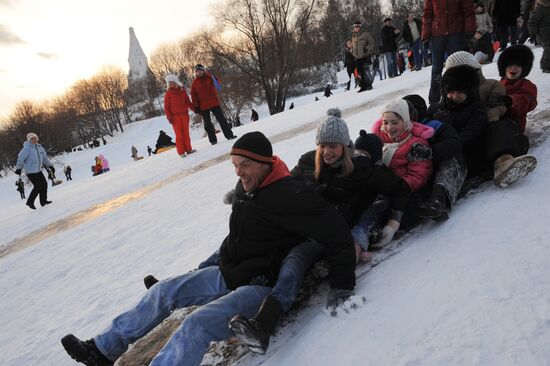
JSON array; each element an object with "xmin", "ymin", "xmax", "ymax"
[{"xmin": 1, "ymin": 47, "xmax": 549, "ymax": 365}]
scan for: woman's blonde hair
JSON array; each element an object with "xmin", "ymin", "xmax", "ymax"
[{"xmin": 314, "ymin": 144, "xmax": 354, "ymax": 181}]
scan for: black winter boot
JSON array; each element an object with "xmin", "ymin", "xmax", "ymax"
[
  {"xmin": 418, "ymin": 184, "xmax": 450, "ymax": 221},
  {"xmin": 229, "ymin": 296, "xmax": 284, "ymax": 355},
  {"xmin": 26, "ymin": 201, "xmax": 36, "ymax": 210},
  {"xmin": 61, "ymin": 334, "xmax": 113, "ymax": 366},
  {"xmin": 144, "ymin": 274, "xmax": 159, "ymax": 289}
]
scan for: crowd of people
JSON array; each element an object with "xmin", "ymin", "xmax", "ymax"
[
  {"xmin": 8, "ymin": 3, "xmax": 545, "ymax": 362},
  {"xmin": 57, "ymin": 39, "xmax": 541, "ymax": 365}
]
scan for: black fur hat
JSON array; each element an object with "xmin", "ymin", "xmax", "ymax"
[
  {"xmin": 497, "ymin": 45, "xmax": 534, "ymax": 78},
  {"xmin": 441, "ymin": 65, "xmax": 480, "ymax": 95},
  {"xmin": 403, "ymin": 94, "xmax": 428, "ymax": 122}
]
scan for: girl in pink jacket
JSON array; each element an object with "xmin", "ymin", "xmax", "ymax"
[{"xmin": 372, "ymin": 99, "xmax": 434, "ymax": 192}]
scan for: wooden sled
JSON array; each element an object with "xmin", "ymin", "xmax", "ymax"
[{"xmin": 156, "ymin": 146, "xmax": 176, "ymax": 154}]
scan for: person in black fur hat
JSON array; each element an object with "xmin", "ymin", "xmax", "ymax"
[
  {"xmin": 497, "ymin": 45, "xmax": 538, "ymax": 134},
  {"xmin": 488, "ymin": 44, "xmax": 539, "ymax": 188},
  {"xmin": 420, "ymin": 65, "xmax": 486, "ymax": 220}
]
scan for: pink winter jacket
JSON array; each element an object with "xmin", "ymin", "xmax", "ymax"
[
  {"xmin": 372, "ymin": 119, "xmax": 434, "ymax": 192},
  {"xmin": 98, "ymin": 154, "xmax": 110, "ymax": 170}
]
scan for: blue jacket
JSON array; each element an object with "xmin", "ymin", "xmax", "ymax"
[{"xmin": 16, "ymin": 141, "xmax": 53, "ymax": 174}]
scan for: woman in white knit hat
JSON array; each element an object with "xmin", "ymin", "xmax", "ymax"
[
  {"xmin": 164, "ymin": 74, "xmax": 196, "ymax": 157},
  {"xmin": 14, "ymin": 133, "xmax": 55, "ymax": 209}
]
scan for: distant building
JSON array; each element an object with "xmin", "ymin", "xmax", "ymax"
[{"xmin": 127, "ymin": 27, "xmax": 157, "ymax": 103}]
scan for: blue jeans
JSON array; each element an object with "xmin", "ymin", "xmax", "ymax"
[
  {"xmin": 372, "ymin": 67, "xmax": 383, "ymax": 81},
  {"xmin": 271, "ymin": 240, "xmax": 324, "ymax": 312},
  {"xmin": 410, "ymin": 39, "xmax": 423, "ymax": 69},
  {"xmin": 385, "ymin": 51, "xmax": 398, "ymax": 77},
  {"xmin": 94, "ymin": 266, "xmax": 270, "ymax": 366},
  {"xmin": 428, "ymin": 33, "xmax": 463, "ymax": 105}
]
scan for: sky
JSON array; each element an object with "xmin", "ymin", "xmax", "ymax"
[{"xmin": 0, "ymin": 0, "xmax": 218, "ymax": 119}]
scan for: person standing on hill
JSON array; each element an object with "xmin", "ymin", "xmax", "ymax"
[
  {"xmin": 381, "ymin": 17, "xmax": 401, "ymax": 77},
  {"xmin": 250, "ymin": 108, "xmax": 259, "ymax": 122},
  {"xmin": 14, "ymin": 133, "xmax": 54, "ymax": 210},
  {"xmin": 191, "ymin": 64, "xmax": 236, "ymax": 145},
  {"xmin": 351, "ymin": 21, "xmax": 375, "ymax": 92},
  {"xmin": 423, "ymin": 0, "xmax": 476, "ymax": 105},
  {"xmin": 64, "ymin": 165, "xmax": 72, "ymax": 181},
  {"xmin": 403, "ymin": 13, "xmax": 423, "ymax": 71},
  {"xmin": 164, "ymin": 74, "xmax": 196, "ymax": 157}
]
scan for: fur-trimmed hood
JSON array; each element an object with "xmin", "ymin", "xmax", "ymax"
[
  {"xmin": 441, "ymin": 65, "xmax": 480, "ymax": 105},
  {"xmin": 497, "ymin": 45, "xmax": 534, "ymax": 78}
]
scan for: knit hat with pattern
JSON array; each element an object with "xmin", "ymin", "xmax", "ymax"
[{"xmin": 315, "ymin": 108, "xmax": 352, "ymax": 146}]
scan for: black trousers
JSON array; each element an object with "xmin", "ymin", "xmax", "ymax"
[
  {"xmin": 200, "ymin": 106, "xmax": 235, "ymax": 144},
  {"xmin": 26, "ymin": 171, "xmax": 48, "ymax": 205}
]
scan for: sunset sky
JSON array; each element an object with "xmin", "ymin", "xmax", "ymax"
[{"xmin": 0, "ymin": 0, "xmax": 218, "ymax": 118}]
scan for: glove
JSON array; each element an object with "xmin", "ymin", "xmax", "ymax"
[
  {"xmin": 326, "ymin": 288, "xmax": 354, "ymax": 309},
  {"xmin": 49, "ymin": 166, "xmax": 55, "ymax": 174},
  {"xmin": 370, "ymin": 224, "xmax": 398, "ymax": 249},
  {"xmin": 426, "ymin": 120, "xmax": 443, "ymax": 131},
  {"xmin": 15, "ymin": 168, "xmax": 22, "ymax": 175}
]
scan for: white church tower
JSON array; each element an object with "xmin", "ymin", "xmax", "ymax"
[
  {"xmin": 128, "ymin": 27, "xmax": 148, "ymax": 82},
  {"xmin": 127, "ymin": 27, "xmax": 154, "ymax": 103}
]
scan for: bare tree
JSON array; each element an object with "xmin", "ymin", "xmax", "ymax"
[{"xmin": 208, "ymin": 0, "xmax": 316, "ymax": 115}]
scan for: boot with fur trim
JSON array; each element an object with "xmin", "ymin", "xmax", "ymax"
[{"xmin": 493, "ymin": 154, "xmax": 537, "ymax": 188}]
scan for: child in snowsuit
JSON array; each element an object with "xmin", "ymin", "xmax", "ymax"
[
  {"xmin": 64, "ymin": 165, "xmax": 72, "ymax": 181},
  {"xmin": 528, "ymin": 0, "xmax": 550, "ymax": 72},
  {"xmin": 16, "ymin": 178, "xmax": 25, "ymax": 199}
]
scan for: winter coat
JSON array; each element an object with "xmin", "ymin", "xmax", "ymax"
[
  {"xmin": 431, "ymin": 97, "xmax": 487, "ymax": 148},
  {"xmin": 479, "ymin": 74, "xmax": 507, "ymax": 122},
  {"xmin": 251, "ymin": 110, "xmax": 259, "ymax": 122},
  {"xmin": 324, "ymin": 86, "xmax": 333, "ymax": 97},
  {"xmin": 156, "ymin": 132, "xmax": 174, "ymax": 148},
  {"xmin": 219, "ymin": 156, "xmax": 355, "ymax": 291},
  {"xmin": 15, "ymin": 141, "xmax": 53, "ymax": 174},
  {"xmin": 351, "ymin": 30, "xmax": 376, "ymax": 60},
  {"xmin": 344, "ymin": 49, "xmax": 355, "ymax": 69},
  {"xmin": 493, "ymin": 0, "xmax": 521, "ymax": 25},
  {"xmin": 164, "ymin": 86, "xmax": 194, "ymax": 122},
  {"xmin": 190, "ymin": 71, "xmax": 221, "ymax": 112},
  {"xmin": 475, "ymin": 11, "xmax": 493, "ymax": 35},
  {"xmin": 372, "ymin": 120, "xmax": 434, "ymax": 192},
  {"xmin": 422, "ymin": 119, "xmax": 463, "ymax": 162},
  {"xmin": 16, "ymin": 180, "xmax": 24, "ymax": 192},
  {"xmin": 98, "ymin": 154, "xmax": 109, "ymax": 170},
  {"xmin": 500, "ymin": 78, "xmax": 538, "ymax": 133},
  {"xmin": 291, "ymin": 151, "xmax": 411, "ymax": 225},
  {"xmin": 422, "ymin": 0, "xmax": 477, "ymax": 40},
  {"xmin": 403, "ymin": 18, "xmax": 423, "ymax": 43},
  {"xmin": 528, "ymin": 0, "xmax": 550, "ymax": 44},
  {"xmin": 381, "ymin": 25, "xmax": 400, "ymax": 52}
]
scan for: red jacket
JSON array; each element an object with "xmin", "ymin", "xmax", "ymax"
[
  {"xmin": 422, "ymin": 0, "xmax": 476, "ymax": 40},
  {"xmin": 500, "ymin": 78, "xmax": 538, "ymax": 133},
  {"xmin": 164, "ymin": 87, "xmax": 193, "ymax": 122},
  {"xmin": 372, "ymin": 119, "xmax": 434, "ymax": 192},
  {"xmin": 190, "ymin": 72, "xmax": 220, "ymax": 111}
]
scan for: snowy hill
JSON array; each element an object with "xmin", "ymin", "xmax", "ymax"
[{"xmin": 1, "ymin": 46, "xmax": 549, "ymax": 365}]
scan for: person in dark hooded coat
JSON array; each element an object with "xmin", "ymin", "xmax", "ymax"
[{"xmin": 420, "ymin": 65, "xmax": 486, "ymax": 220}]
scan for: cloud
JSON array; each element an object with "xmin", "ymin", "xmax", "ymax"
[
  {"xmin": 0, "ymin": 24, "xmax": 26, "ymax": 46},
  {"xmin": 36, "ymin": 52, "xmax": 58, "ymax": 60}
]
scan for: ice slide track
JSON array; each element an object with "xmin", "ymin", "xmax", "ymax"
[{"xmin": 0, "ymin": 88, "xmax": 409, "ymax": 260}]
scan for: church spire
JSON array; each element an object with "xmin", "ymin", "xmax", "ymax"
[{"xmin": 128, "ymin": 27, "xmax": 148, "ymax": 80}]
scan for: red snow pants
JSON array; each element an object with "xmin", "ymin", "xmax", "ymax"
[{"xmin": 171, "ymin": 114, "xmax": 192, "ymax": 155}]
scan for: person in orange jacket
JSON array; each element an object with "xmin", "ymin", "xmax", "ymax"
[
  {"xmin": 164, "ymin": 74, "xmax": 196, "ymax": 157},
  {"xmin": 190, "ymin": 64, "xmax": 236, "ymax": 145}
]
